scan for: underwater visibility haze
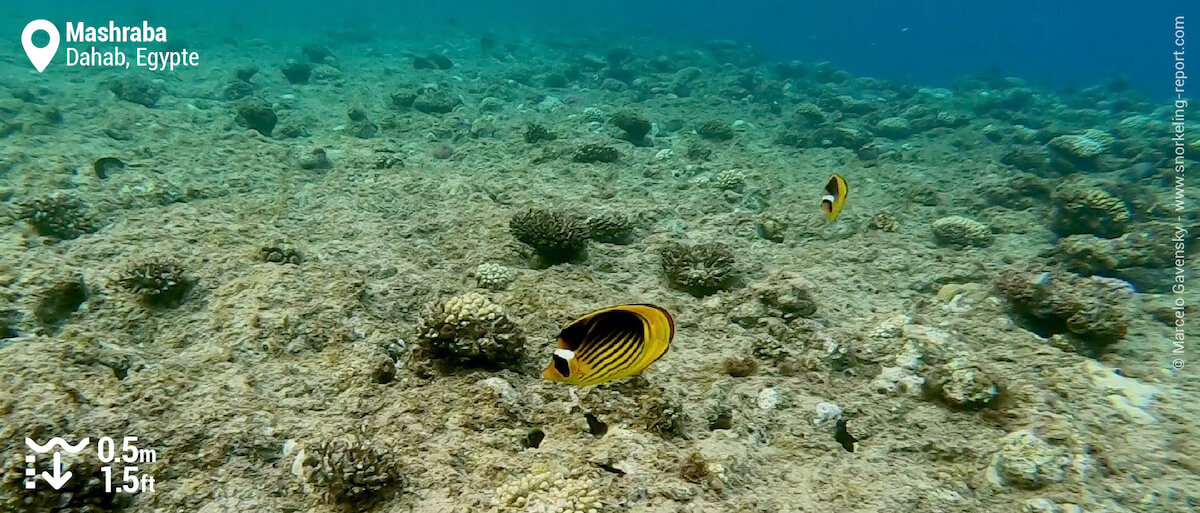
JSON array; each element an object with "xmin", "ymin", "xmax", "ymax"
[{"xmin": 0, "ymin": 1, "xmax": 1196, "ymax": 512}]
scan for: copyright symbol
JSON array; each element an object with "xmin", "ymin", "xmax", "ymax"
[{"xmin": 1172, "ymin": 359, "xmax": 1185, "ymax": 370}]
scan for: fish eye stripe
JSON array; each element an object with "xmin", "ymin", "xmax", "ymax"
[{"xmin": 553, "ymin": 354, "xmax": 571, "ymax": 377}]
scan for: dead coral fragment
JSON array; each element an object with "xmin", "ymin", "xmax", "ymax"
[
  {"xmin": 118, "ymin": 261, "xmax": 192, "ymax": 307},
  {"xmin": 661, "ymin": 242, "xmax": 737, "ymax": 296},
  {"xmin": 416, "ymin": 292, "xmax": 525, "ymax": 369},
  {"xmin": 302, "ymin": 432, "xmax": 402, "ymax": 507},
  {"xmin": 510, "ymin": 208, "xmax": 590, "ymax": 264}
]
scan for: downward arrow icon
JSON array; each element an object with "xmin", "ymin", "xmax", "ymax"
[{"xmin": 42, "ymin": 453, "xmax": 72, "ymax": 490}]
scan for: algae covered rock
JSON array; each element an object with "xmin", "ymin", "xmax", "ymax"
[
  {"xmin": 222, "ymin": 79, "xmax": 254, "ymax": 101},
  {"xmin": 815, "ymin": 124, "xmax": 874, "ymax": 150},
  {"xmin": 994, "ymin": 268, "xmax": 1130, "ymax": 354},
  {"xmin": 259, "ymin": 245, "xmax": 303, "ymax": 265},
  {"xmin": 696, "ymin": 120, "xmax": 735, "ymax": 141},
  {"xmin": 412, "ymin": 89, "xmax": 461, "ymax": 114},
  {"xmin": 732, "ymin": 270, "xmax": 818, "ymax": 323},
  {"xmin": 875, "ymin": 116, "xmax": 912, "ymax": 138},
  {"xmin": 416, "ymin": 292, "xmax": 525, "ymax": 369},
  {"xmin": 1053, "ymin": 235, "xmax": 1120, "ymax": 275},
  {"xmin": 931, "ymin": 216, "xmax": 993, "ymax": 248},
  {"xmin": 986, "ymin": 430, "xmax": 1069, "ymax": 490},
  {"xmin": 509, "ymin": 208, "xmax": 590, "ymax": 264},
  {"xmin": 281, "ymin": 59, "xmax": 312, "ymax": 84},
  {"xmin": 1053, "ymin": 223, "xmax": 1190, "ymax": 292},
  {"xmin": 109, "ymin": 76, "xmax": 162, "ymax": 107},
  {"xmin": 926, "ymin": 358, "xmax": 1000, "ymax": 409},
  {"xmin": 236, "ymin": 100, "xmax": 278, "ymax": 136},
  {"xmin": 611, "ymin": 110, "xmax": 652, "ymax": 146},
  {"xmin": 523, "ymin": 122, "xmax": 557, "ymax": 144},
  {"xmin": 572, "ymin": 143, "xmax": 621, "ymax": 163},
  {"xmin": 1000, "ymin": 145, "xmax": 1051, "ymax": 174},
  {"xmin": 661, "ymin": 242, "xmax": 737, "ymax": 296}
]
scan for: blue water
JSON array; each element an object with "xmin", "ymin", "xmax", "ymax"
[{"xmin": 4, "ymin": 0, "xmax": 1193, "ymax": 95}]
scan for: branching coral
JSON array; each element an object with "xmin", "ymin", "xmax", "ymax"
[
  {"xmin": 510, "ymin": 208, "xmax": 590, "ymax": 264},
  {"xmin": 661, "ymin": 242, "xmax": 737, "ymax": 296},
  {"xmin": 117, "ymin": 261, "xmax": 192, "ymax": 308},
  {"xmin": 493, "ymin": 466, "xmax": 602, "ymax": 513},
  {"xmin": 18, "ymin": 192, "xmax": 99, "ymax": 240},
  {"xmin": 299, "ymin": 431, "xmax": 402, "ymax": 507},
  {"xmin": 472, "ymin": 263, "xmax": 516, "ymax": 290},
  {"xmin": 415, "ymin": 292, "xmax": 525, "ymax": 369},
  {"xmin": 586, "ymin": 211, "xmax": 636, "ymax": 244}
]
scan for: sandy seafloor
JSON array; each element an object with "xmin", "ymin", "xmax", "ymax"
[{"xmin": 0, "ymin": 21, "xmax": 1198, "ymax": 513}]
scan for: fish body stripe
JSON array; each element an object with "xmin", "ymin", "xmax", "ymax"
[
  {"xmin": 581, "ymin": 332, "xmax": 641, "ymax": 375},
  {"xmin": 575, "ymin": 318, "xmax": 639, "ymax": 361},
  {"xmin": 584, "ymin": 333, "xmax": 643, "ymax": 380}
]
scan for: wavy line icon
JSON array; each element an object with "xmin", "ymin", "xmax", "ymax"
[{"xmin": 25, "ymin": 437, "xmax": 90, "ymax": 454}]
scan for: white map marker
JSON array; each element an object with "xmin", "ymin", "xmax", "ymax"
[{"xmin": 22, "ymin": 20, "xmax": 60, "ymax": 73}]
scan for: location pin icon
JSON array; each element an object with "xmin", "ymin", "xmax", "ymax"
[{"xmin": 22, "ymin": 20, "xmax": 60, "ymax": 73}]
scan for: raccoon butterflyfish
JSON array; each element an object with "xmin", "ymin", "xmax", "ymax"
[
  {"xmin": 542, "ymin": 304, "xmax": 675, "ymax": 387},
  {"xmin": 820, "ymin": 173, "xmax": 848, "ymax": 221}
]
